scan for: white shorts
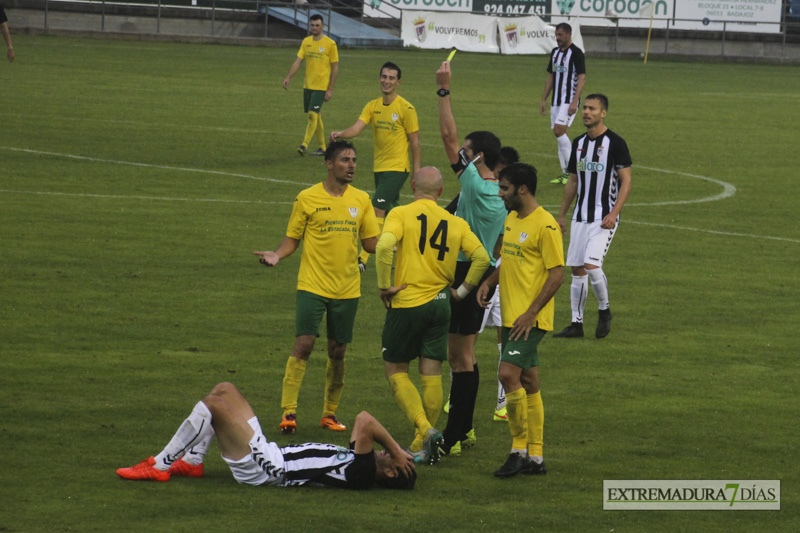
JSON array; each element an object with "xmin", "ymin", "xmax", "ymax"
[
  {"xmin": 550, "ymin": 104, "xmax": 577, "ymax": 129},
  {"xmin": 479, "ymin": 286, "xmax": 501, "ymax": 333},
  {"xmin": 222, "ymin": 417, "xmax": 285, "ymax": 486},
  {"xmin": 566, "ymin": 220, "xmax": 617, "ymax": 268}
]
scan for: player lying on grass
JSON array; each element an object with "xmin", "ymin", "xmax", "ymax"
[{"xmin": 116, "ymin": 382, "xmax": 416, "ymax": 490}]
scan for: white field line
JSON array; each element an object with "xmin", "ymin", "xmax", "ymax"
[{"xmin": 5, "ymin": 146, "xmax": 793, "ymax": 243}]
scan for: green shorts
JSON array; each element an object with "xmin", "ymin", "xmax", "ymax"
[
  {"xmin": 373, "ymin": 171, "xmax": 409, "ymax": 213},
  {"xmin": 303, "ymin": 89, "xmax": 326, "ymax": 114},
  {"xmin": 381, "ymin": 291, "xmax": 450, "ymax": 364},
  {"xmin": 500, "ymin": 327, "xmax": 547, "ymax": 370},
  {"xmin": 295, "ymin": 290, "xmax": 358, "ymax": 344}
]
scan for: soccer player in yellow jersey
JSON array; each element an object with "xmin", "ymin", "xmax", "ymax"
[
  {"xmin": 331, "ymin": 61, "xmax": 421, "ymax": 271},
  {"xmin": 376, "ymin": 167, "xmax": 490, "ymax": 465},
  {"xmin": 476, "ymin": 163, "xmax": 565, "ymax": 478},
  {"xmin": 254, "ymin": 141, "xmax": 380, "ymax": 435},
  {"xmin": 283, "ymin": 14, "xmax": 339, "ymax": 156}
]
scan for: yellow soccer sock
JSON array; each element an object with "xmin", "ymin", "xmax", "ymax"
[
  {"xmin": 506, "ymin": 388, "xmax": 528, "ymax": 452},
  {"xmin": 527, "ymin": 391, "xmax": 544, "ymax": 457},
  {"xmin": 359, "ymin": 217, "xmax": 384, "ymax": 265},
  {"xmin": 302, "ymin": 111, "xmax": 317, "ymax": 148},
  {"xmin": 315, "ymin": 113, "xmax": 326, "ymax": 150},
  {"xmin": 322, "ymin": 358, "xmax": 345, "ymax": 417},
  {"xmin": 389, "ymin": 373, "xmax": 431, "ymax": 435},
  {"xmin": 281, "ymin": 357, "xmax": 307, "ymax": 416},
  {"xmin": 421, "ymin": 374, "xmax": 443, "ymax": 430}
]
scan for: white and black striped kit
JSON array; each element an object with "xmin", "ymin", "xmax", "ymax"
[
  {"xmin": 546, "ymin": 44, "xmax": 586, "ymax": 107},
  {"xmin": 567, "ymin": 129, "xmax": 632, "ymax": 224}
]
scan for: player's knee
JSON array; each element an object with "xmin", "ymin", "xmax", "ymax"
[{"xmin": 209, "ymin": 382, "xmax": 237, "ymax": 398}]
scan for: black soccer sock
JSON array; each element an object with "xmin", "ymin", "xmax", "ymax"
[
  {"xmin": 461, "ymin": 364, "xmax": 480, "ymax": 440},
  {"xmin": 442, "ymin": 372, "xmax": 469, "ymax": 448}
]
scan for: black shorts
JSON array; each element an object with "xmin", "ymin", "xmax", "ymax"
[{"xmin": 449, "ymin": 262, "xmax": 496, "ymax": 336}]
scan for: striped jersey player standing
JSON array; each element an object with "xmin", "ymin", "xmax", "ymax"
[
  {"xmin": 553, "ymin": 94, "xmax": 632, "ymax": 340},
  {"xmin": 539, "ymin": 23, "xmax": 586, "ymax": 185}
]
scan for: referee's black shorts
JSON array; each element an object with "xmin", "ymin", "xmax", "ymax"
[{"xmin": 449, "ymin": 261, "xmax": 496, "ymax": 336}]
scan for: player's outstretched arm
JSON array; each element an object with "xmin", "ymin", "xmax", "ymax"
[
  {"xmin": 253, "ymin": 236, "xmax": 300, "ymax": 267},
  {"xmin": 330, "ymin": 119, "xmax": 366, "ymax": 143}
]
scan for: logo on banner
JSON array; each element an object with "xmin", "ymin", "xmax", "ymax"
[
  {"xmin": 414, "ymin": 16, "xmax": 427, "ymax": 42},
  {"xmin": 519, "ymin": 232, "xmax": 528, "ymax": 244},
  {"xmin": 556, "ymin": 0, "xmax": 575, "ymax": 15},
  {"xmin": 504, "ymin": 24, "xmax": 519, "ymax": 48},
  {"xmin": 349, "ymin": 208, "xmax": 358, "ymax": 218}
]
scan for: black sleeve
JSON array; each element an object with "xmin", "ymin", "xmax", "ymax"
[
  {"xmin": 611, "ymin": 132, "xmax": 632, "ymax": 168},
  {"xmin": 444, "ymin": 193, "xmax": 460, "ymax": 214},
  {"xmin": 574, "ymin": 46, "xmax": 586, "ymax": 75},
  {"xmin": 0, "ymin": 5, "xmax": 8, "ymax": 25},
  {"xmin": 345, "ymin": 451, "xmax": 376, "ymax": 490}
]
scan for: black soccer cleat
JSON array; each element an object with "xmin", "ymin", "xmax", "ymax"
[
  {"xmin": 596, "ymin": 309, "xmax": 612, "ymax": 339},
  {"xmin": 522, "ymin": 457, "xmax": 547, "ymax": 476},
  {"xmin": 553, "ymin": 322, "xmax": 584, "ymax": 338},
  {"xmin": 493, "ymin": 452, "xmax": 528, "ymax": 478}
]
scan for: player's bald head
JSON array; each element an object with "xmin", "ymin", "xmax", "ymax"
[{"xmin": 413, "ymin": 167, "xmax": 443, "ymax": 197}]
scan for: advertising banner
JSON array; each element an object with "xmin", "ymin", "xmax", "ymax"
[
  {"xmin": 402, "ymin": 11, "xmax": 500, "ymax": 53},
  {"xmin": 498, "ymin": 16, "xmax": 584, "ymax": 54},
  {"xmin": 551, "ymin": 0, "xmax": 782, "ymax": 33},
  {"xmin": 365, "ymin": 0, "xmax": 550, "ymax": 19}
]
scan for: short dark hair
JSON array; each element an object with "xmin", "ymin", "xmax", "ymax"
[
  {"xmin": 380, "ymin": 61, "xmax": 401, "ymax": 80},
  {"xmin": 375, "ymin": 468, "xmax": 417, "ymax": 490},
  {"xmin": 500, "ymin": 163, "xmax": 538, "ymax": 197},
  {"xmin": 325, "ymin": 140, "xmax": 356, "ymax": 162},
  {"xmin": 585, "ymin": 93, "xmax": 609, "ymax": 111},
  {"xmin": 499, "ymin": 146, "xmax": 520, "ymax": 167},
  {"xmin": 555, "ymin": 22, "xmax": 572, "ymax": 34},
  {"xmin": 465, "ymin": 131, "xmax": 501, "ymax": 171},
  {"xmin": 309, "ymin": 14, "xmax": 323, "ymax": 23}
]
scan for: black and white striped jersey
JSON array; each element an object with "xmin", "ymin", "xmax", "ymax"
[
  {"xmin": 546, "ymin": 44, "xmax": 586, "ymax": 107},
  {"xmin": 566, "ymin": 128, "xmax": 632, "ymax": 224},
  {"xmin": 279, "ymin": 442, "xmax": 375, "ymax": 489}
]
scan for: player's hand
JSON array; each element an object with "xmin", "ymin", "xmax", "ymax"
[
  {"xmin": 436, "ymin": 61, "xmax": 451, "ymax": 89},
  {"xmin": 330, "ymin": 131, "xmax": 341, "ymax": 142},
  {"xmin": 379, "ymin": 285, "xmax": 407, "ymax": 310},
  {"xmin": 448, "ymin": 286, "xmax": 462, "ymax": 302},
  {"xmin": 282, "ymin": 78, "xmax": 290, "ymax": 90},
  {"xmin": 324, "ymin": 89, "xmax": 333, "ymax": 102},
  {"xmin": 7, "ymin": 48, "xmax": 14, "ymax": 63},
  {"xmin": 476, "ymin": 283, "xmax": 491, "ymax": 308},
  {"xmin": 540, "ymin": 100, "xmax": 547, "ymax": 115},
  {"xmin": 510, "ymin": 309, "xmax": 538, "ymax": 341},
  {"xmin": 600, "ymin": 213, "xmax": 618, "ymax": 230},
  {"xmin": 568, "ymin": 101, "xmax": 578, "ymax": 116},
  {"xmin": 391, "ymin": 448, "xmax": 415, "ymax": 480},
  {"xmin": 557, "ymin": 215, "xmax": 568, "ymax": 236},
  {"xmin": 253, "ymin": 251, "xmax": 280, "ymax": 267}
]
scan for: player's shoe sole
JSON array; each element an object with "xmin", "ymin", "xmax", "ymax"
[
  {"xmin": 422, "ymin": 428, "xmax": 445, "ymax": 466},
  {"xmin": 320, "ymin": 415, "xmax": 347, "ymax": 431},
  {"xmin": 116, "ymin": 456, "xmax": 170, "ymax": 482}
]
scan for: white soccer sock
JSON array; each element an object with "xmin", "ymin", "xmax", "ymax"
[
  {"xmin": 153, "ymin": 401, "xmax": 214, "ymax": 471},
  {"xmin": 570, "ymin": 275, "xmax": 588, "ymax": 323},
  {"xmin": 182, "ymin": 430, "xmax": 215, "ymax": 466},
  {"xmin": 587, "ymin": 268, "xmax": 610, "ymax": 310},
  {"xmin": 496, "ymin": 343, "xmax": 506, "ymax": 410},
  {"xmin": 556, "ymin": 134, "xmax": 571, "ymax": 173}
]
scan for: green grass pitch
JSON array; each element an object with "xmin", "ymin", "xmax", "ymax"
[{"xmin": 1, "ymin": 34, "xmax": 798, "ymax": 532}]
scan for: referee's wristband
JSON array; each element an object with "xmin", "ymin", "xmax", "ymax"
[{"xmin": 456, "ymin": 285, "xmax": 470, "ymax": 299}]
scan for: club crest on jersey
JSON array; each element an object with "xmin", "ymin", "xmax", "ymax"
[
  {"xmin": 319, "ymin": 47, "xmax": 325, "ymax": 52},
  {"xmin": 597, "ymin": 146, "xmax": 605, "ymax": 155},
  {"xmin": 519, "ymin": 232, "xmax": 529, "ymax": 244},
  {"xmin": 349, "ymin": 207, "xmax": 358, "ymax": 218},
  {"xmin": 392, "ymin": 113, "xmax": 399, "ymax": 122}
]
